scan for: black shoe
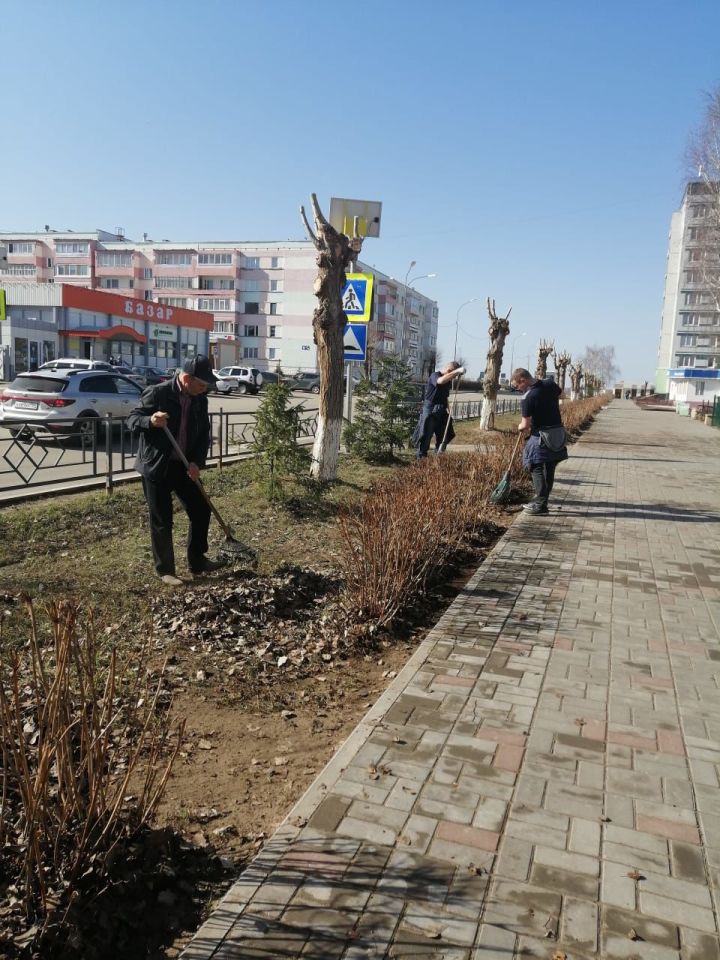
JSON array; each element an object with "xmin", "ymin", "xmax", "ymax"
[
  {"xmin": 524, "ymin": 503, "xmax": 549, "ymax": 515},
  {"xmin": 190, "ymin": 556, "xmax": 227, "ymax": 574}
]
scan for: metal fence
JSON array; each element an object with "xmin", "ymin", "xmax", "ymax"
[{"xmin": 0, "ymin": 395, "xmax": 518, "ymax": 499}]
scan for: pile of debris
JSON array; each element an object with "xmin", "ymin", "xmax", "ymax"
[{"xmin": 152, "ymin": 566, "xmax": 367, "ymax": 687}]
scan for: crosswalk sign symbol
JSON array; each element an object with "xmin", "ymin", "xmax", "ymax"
[
  {"xmin": 341, "ymin": 273, "xmax": 373, "ymax": 323},
  {"xmin": 343, "ymin": 322, "xmax": 367, "ymax": 361}
]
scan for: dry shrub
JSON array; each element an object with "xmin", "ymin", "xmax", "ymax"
[
  {"xmin": 338, "ymin": 439, "xmax": 529, "ymax": 628},
  {"xmin": 0, "ymin": 598, "xmax": 184, "ymax": 948},
  {"xmin": 561, "ymin": 395, "xmax": 610, "ymax": 436}
]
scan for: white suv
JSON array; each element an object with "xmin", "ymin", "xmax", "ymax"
[{"xmin": 215, "ymin": 366, "xmax": 264, "ymax": 395}]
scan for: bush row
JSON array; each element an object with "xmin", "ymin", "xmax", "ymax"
[{"xmin": 338, "ymin": 434, "xmax": 529, "ymax": 627}]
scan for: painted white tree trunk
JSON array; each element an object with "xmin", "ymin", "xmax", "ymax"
[
  {"xmin": 570, "ymin": 389, "xmax": 578, "ymax": 401},
  {"xmin": 480, "ymin": 395, "xmax": 496, "ymax": 431},
  {"xmin": 310, "ymin": 416, "xmax": 342, "ymax": 480}
]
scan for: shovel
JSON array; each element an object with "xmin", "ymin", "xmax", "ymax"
[
  {"xmin": 162, "ymin": 424, "xmax": 257, "ymax": 564},
  {"xmin": 489, "ymin": 433, "xmax": 524, "ymax": 504}
]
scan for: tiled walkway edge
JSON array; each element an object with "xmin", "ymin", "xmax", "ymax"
[{"xmin": 181, "ymin": 402, "xmax": 720, "ymax": 960}]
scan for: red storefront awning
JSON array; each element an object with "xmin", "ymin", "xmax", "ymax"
[{"xmin": 64, "ymin": 325, "xmax": 147, "ymax": 343}]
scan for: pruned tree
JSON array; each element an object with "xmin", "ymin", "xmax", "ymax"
[
  {"xmin": 480, "ymin": 298, "xmax": 512, "ymax": 430},
  {"xmin": 300, "ymin": 193, "xmax": 363, "ymax": 480},
  {"xmin": 554, "ymin": 350, "xmax": 572, "ymax": 392},
  {"xmin": 579, "ymin": 344, "xmax": 620, "ymax": 390},
  {"xmin": 687, "ymin": 88, "xmax": 720, "ymax": 309},
  {"xmin": 569, "ymin": 361, "xmax": 584, "ymax": 401},
  {"xmin": 535, "ymin": 339, "xmax": 555, "ymax": 379}
]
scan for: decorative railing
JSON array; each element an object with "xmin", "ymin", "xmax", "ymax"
[{"xmin": 0, "ymin": 395, "xmax": 518, "ymax": 498}]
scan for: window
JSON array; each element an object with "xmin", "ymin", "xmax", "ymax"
[
  {"xmin": 243, "ymin": 302, "xmax": 259, "ymax": 314},
  {"xmin": 240, "ymin": 279, "xmax": 261, "ymax": 292},
  {"xmin": 101, "ymin": 279, "xmax": 120, "ymax": 289},
  {"xmin": 197, "ymin": 298, "xmax": 233, "ymax": 311},
  {"xmin": 1, "ymin": 264, "xmax": 36, "ymax": 276},
  {"xmin": 269, "ymin": 302, "xmax": 278, "ymax": 315},
  {"xmin": 200, "ymin": 277, "xmax": 234, "ymax": 290},
  {"xmin": 680, "ymin": 335, "xmax": 695, "ymax": 347},
  {"xmin": 242, "ymin": 347, "xmax": 259, "ymax": 359},
  {"xmin": 155, "ymin": 277, "xmax": 193, "ymax": 288},
  {"xmin": 56, "ymin": 264, "xmax": 89, "ymax": 276},
  {"xmin": 8, "ymin": 241, "xmax": 34, "ymax": 254},
  {"xmin": 14, "ymin": 338, "xmax": 29, "ymax": 373},
  {"xmin": 696, "ymin": 381, "xmax": 706, "ymax": 396},
  {"xmin": 269, "ymin": 326, "xmax": 277, "ymax": 338},
  {"xmin": 198, "ymin": 253, "xmax": 232, "ymax": 265},
  {"xmin": 143, "ymin": 268, "xmax": 153, "ymax": 279},
  {"xmin": 244, "ymin": 256, "xmax": 260, "ymax": 269},
  {"xmin": 691, "ymin": 204, "xmax": 708, "ymax": 218},
  {"xmin": 155, "ymin": 252, "xmax": 193, "ymax": 265},
  {"xmin": 268, "ymin": 348, "xmax": 277, "ymax": 360},
  {"xmin": 244, "ymin": 325, "xmax": 259, "ymax": 337},
  {"xmin": 676, "ymin": 355, "xmax": 694, "ymax": 366},
  {"xmin": 213, "ymin": 320, "xmax": 236, "ymax": 335},
  {"xmin": 144, "ymin": 290, "xmax": 152, "ymax": 300},
  {"xmin": 97, "ymin": 252, "xmax": 132, "ymax": 267},
  {"xmin": 80, "ymin": 376, "xmax": 117, "ymax": 394},
  {"xmin": 684, "ymin": 270, "xmax": 704, "ymax": 283},
  {"xmin": 55, "ymin": 241, "xmax": 89, "ymax": 255},
  {"xmin": 270, "ymin": 256, "xmax": 283, "ymax": 269},
  {"xmin": 158, "ymin": 297, "xmax": 189, "ymax": 308},
  {"xmin": 114, "ymin": 377, "xmax": 141, "ymax": 395},
  {"xmin": 270, "ymin": 279, "xmax": 281, "ymax": 292}
]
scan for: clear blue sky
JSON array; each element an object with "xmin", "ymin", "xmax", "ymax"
[{"xmin": 3, "ymin": 0, "xmax": 719, "ymax": 382}]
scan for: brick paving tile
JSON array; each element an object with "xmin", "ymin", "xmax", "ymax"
[{"xmin": 180, "ymin": 404, "xmax": 720, "ymax": 958}]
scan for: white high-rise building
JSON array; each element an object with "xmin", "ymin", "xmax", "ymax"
[{"xmin": 656, "ymin": 182, "xmax": 720, "ymax": 407}]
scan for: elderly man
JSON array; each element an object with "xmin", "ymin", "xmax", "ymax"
[
  {"xmin": 511, "ymin": 367, "xmax": 568, "ymax": 514},
  {"xmin": 127, "ymin": 355, "xmax": 225, "ymax": 586},
  {"xmin": 413, "ymin": 361, "xmax": 466, "ymax": 459}
]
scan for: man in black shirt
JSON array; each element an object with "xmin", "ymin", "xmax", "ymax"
[
  {"xmin": 511, "ymin": 367, "xmax": 568, "ymax": 514},
  {"xmin": 412, "ymin": 361, "xmax": 466, "ymax": 459}
]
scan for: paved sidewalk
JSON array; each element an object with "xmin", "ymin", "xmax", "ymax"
[{"xmin": 181, "ymin": 402, "xmax": 720, "ymax": 960}]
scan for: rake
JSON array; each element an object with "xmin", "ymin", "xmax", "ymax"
[
  {"xmin": 489, "ymin": 433, "xmax": 524, "ymax": 504},
  {"xmin": 162, "ymin": 424, "xmax": 258, "ymax": 564}
]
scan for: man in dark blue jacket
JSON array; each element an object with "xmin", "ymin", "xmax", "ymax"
[
  {"xmin": 412, "ymin": 361, "xmax": 466, "ymax": 459},
  {"xmin": 511, "ymin": 368, "xmax": 568, "ymax": 515},
  {"xmin": 127, "ymin": 355, "xmax": 225, "ymax": 586}
]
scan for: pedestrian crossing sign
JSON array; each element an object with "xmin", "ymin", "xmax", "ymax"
[
  {"xmin": 342, "ymin": 273, "xmax": 373, "ymax": 323},
  {"xmin": 344, "ymin": 322, "xmax": 368, "ymax": 361}
]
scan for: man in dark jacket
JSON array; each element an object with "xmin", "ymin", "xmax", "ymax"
[
  {"xmin": 511, "ymin": 368, "xmax": 568, "ymax": 515},
  {"xmin": 412, "ymin": 361, "xmax": 466, "ymax": 459},
  {"xmin": 127, "ymin": 355, "xmax": 225, "ymax": 586}
]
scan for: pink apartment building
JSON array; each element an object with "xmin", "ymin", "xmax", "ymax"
[{"xmin": 0, "ymin": 230, "xmax": 439, "ymax": 376}]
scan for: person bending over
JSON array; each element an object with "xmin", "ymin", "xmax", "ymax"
[
  {"xmin": 127, "ymin": 355, "xmax": 226, "ymax": 586},
  {"xmin": 511, "ymin": 367, "xmax": 568, "ymax": 515}
]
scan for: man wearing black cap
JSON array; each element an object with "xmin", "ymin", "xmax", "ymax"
[{"xmin": 127, "ymin": 355, "xmax": 225, "ymax": 586}]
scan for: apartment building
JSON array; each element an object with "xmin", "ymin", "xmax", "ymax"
[
  {"xmin": 0, "ymin": 230, "xmax": 439, "ymax": 377},
  {"xmin": 656, "ymin": 182, "xmax": 720, "ymax": 407}
]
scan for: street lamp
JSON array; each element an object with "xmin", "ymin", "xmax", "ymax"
[
  {"xmin": 454, "ymin": 298, "xmax": 480, "ymax": 360},
  {"xmin": 509, "ymin": 331, "xmax": 527, "ymax": 377}
]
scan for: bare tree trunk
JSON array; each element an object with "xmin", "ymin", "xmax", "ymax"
[
  {"xmin": 535, "ymin": 339, "xmax": 554, "ymax": 379},
  {"xmin": 569, "ymin": 362, "xmax": 583, "ymax": 401},
  {"xmin": 480, "ymin": 299, "xmax": 511, "ymax": 431},
  {"xmin": 300, "ymin": 194, "xmax": 361, "ymax": 480},
  {"xmin": 554, "ymin": 350, "xmax": 571, "ymax": 392}
]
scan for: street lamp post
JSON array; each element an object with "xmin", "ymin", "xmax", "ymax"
[
  {"xmin": 454, "ymin": 298, "xmax": 480, "ymax": 361},
  {"xmin": 509, "ymin": 331, "xmax": 528, "ymax": 378}
]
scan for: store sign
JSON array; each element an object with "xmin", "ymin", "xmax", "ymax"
[
  {"xmin": 125, "ymin": 300, "xmax": 173, "ymax": 322},
  {"xmin": 152, "ymin": 326, "xmax": 176, "ymax": 339},
  {"xmin": 0, "ymin": 288, "xmax": 6, "ymax": 322}
]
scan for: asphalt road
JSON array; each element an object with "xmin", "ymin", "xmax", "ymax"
[{"xmin": 0, "ymin": 388, "xmax": 505, "ymax": 501}]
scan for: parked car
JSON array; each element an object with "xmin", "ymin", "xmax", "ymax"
[
  {"xmin": 214, "ymin": 366, "xmax": 264, "ymax": 395},
  {"xmin": 129, "ymin": 365, "xmax": 172, "ymax": 387},
  {"xmin": 39, "ymin": 358, "xmax": 115, "ymax": 373},
  {"xmin": 286, "ymin": 372, "xmax": 321, "ymax": 394},
  {"xmin": 0, "ymin": 371, "xmax": 143, "ymax": 440}
]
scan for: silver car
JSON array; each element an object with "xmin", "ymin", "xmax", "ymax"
[{"xmin": 0, "ymin": 370, "xmax": 143, "ymax": 440}]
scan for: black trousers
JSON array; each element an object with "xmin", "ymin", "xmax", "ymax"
[
  {"xmin": 530, "ymin": 461, "xmax": 557, "ymax": 506},
  {"xmin": 417, "ymin": 411, "xmax": 452, "ymax": 459},
  {"xmin": 142, "ymin": 460, "xmax": 211, "ymax": 575}
]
